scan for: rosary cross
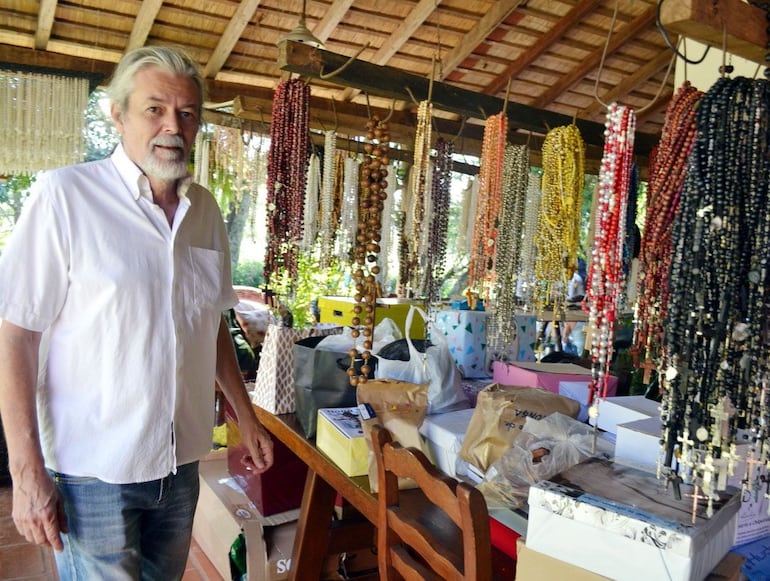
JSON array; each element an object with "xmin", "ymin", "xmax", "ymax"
[{"xmin": 685, "ymin": 484, "xmax": 709, "ymax": 524}]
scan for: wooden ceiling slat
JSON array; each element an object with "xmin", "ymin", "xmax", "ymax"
[
  {"xmin": 126, "ymin": 0, "xmax": 163, "ymax": 52},
  {"xmin": 439, "ymin": 0, "xmax": 523, "ymax": 80},
  {"xmin": 203, "ymin": 0, "xmax": 263, "ymax": 78},
  {"xmin": 338, "ymin": 0, "xmax": 443, "ymax": 101},
  {"xmin": 483, "ymin": 0, "xmax": 602, "ymax": 97},
  {"xmin": 312, "ymin": 0, "xmax": 355, "ymax": 42},
  {"xmin": 531, "ymin": 6, "xmax": 656, "ymax": 109},
  {"xmin": 35, "ymin": 0, "xmax": 58, "ymax": 50}
]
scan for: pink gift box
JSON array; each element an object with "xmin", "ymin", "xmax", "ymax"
[{"xmin": 491, "ymin": 360, "xmax": 617, "ymax": 399}]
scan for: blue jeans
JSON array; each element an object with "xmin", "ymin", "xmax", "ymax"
[{"xmin": 51, "ymin": 461, "xmax": 200, "ymax": 581}]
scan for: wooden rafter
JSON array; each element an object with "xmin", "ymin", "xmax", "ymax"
[
  {"xmin": 339, "ymin": 0, "xmax": 443, "ymax": 102},
  {"xmin": 126, "ymin": 0, "xmax": 164, "ymax": 52},
  {"xmin": 438, "ymin": 0, "xmax": 524, "ymax": 81},
  {"xmin": 35, "ymin": 0, "xmax": 58, "ymax": 50},
  {"xmin": 203, "ymin": 0, "xmax": 263, "ymax": 79},
  {"xmin": 312, "ymin": 0, "xmax": 355, "ymax": 43},
  {"xmin": 532, "ymin": 6, "xmax": 657, "ymax": 109},
  {"xmin": 582, "ymin": 48, "xmax": 675, "ymax": 117},
  {"xmin": 483, "ymin": 0, "xmax": 602, "ymax": 97}
]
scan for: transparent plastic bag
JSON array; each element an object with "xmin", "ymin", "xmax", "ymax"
[{"xmin": 477, "ymin": 412, "xmax": 614, "ymax": 509}]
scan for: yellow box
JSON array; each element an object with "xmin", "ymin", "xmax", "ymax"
[
  {"xmin": 315, "ymin": 407, "xmax": 369, "ymax": 477},
  {"xmin": 316, "ymin": 296, "xmax": 426, "ymax": 338}
]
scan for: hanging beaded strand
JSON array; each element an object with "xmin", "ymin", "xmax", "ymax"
[
  {"xmin": 468, "ymin": 112, "xmax": 508, "ymax": 300},
  {"xmin": 422, "ymin": 137, "xmax": 453, "ymax": 305},
  {"xmin": 584, "ymin": 104, "xmax": 636, "ymax": 408},
  {"xmin": 319, "ymin": 129, "xmax": 337, "ymax": 268},
  {"xmin": 488, "ymin": 144, "xmax": 529, "ymax": 353},
  {"xmin": 348, "ymin": 115, "xmax": 390, "ymax": 387},
  {"xmin": 633, "ymin": 82, "xmax": 702, "ymax": 382},
  {"xmin": 659, "ymin": 77, "xmax": 770, "ymax": 510},
  {"xmin": 264, "ymin": 78, "xmax": 310, "ymax": 285},
  {"xmin": 533, "ymin": 125, "xmax": 585, "ymax": 321}
]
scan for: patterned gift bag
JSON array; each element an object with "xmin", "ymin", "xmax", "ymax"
[{"xmin": 252, "ymin": 323, "xmax": 342, "ymax": 414}]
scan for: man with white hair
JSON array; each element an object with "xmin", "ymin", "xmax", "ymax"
[{"xmin": 0, "ymin": 46, "xmax": 273, "ymax": 580}]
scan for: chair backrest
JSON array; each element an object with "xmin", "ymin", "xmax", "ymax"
[{"xmin": 371, "ymin": 424, "xmax": 493, "ymax": 581}]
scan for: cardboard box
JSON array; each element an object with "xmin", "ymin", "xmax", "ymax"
[
  {"xmin": 492, "ymin": 360, "xmax": 618, "ymax": 397},
  {"xmin": 527, "ymin": 457, "xmax": 741, "ymax": 581},
  {"xmin": 614, "ymin": 416, "xmax": 666, "ymax": 470},
  {"xmin": 226, "ymin": 409, "xmax": 307, "ymax": 516},
  {"xmin": 193, "ymin": 453, "xmax": 300, "ymax": 580},
  {"xmin": 316, "ymin": 296, "xmax": 425, "ymax": 338},
  {"xmin": 433, "ymin": 309, "xmax": 489, "ymax": 378},
  {"xmin": 316, "ymin": 407, "xmax": 369, "ymax": 477},
  {"xmin": 418, "ymin": 407, "xmax": 474, "ymax": 477},
  {"xmin": 590, "ymin": 395, "xmax": 660, "ymax": 434},
  {"xmin": 516, "ymin": 539, "xmax": 611, "ymax": 580},
  {"xmin": 615, "ymin": 419, "xmax": 770, "ymax": 547},
  {"xmin": 517, "ymin": 539, "xmax": 747, "ymax": 581}
]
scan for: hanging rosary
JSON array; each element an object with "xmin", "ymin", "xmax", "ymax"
[
  {"xmin": 633, "ymin": 82, "xmax": 702, "ymax": 382},
  {"xmin": 533, "ymin": 124, "xmax": 585, "ymax": 320},
  {"xmin": 660, "ymin": 77, "xmax": 770, "ymax": 516},
  {"xmin": 264, "ymin": 78, "xmax": 310, "ymax": 285},
  {"xmin": 584, "ymin": 104, "xmax": 635, "ymax": 408},
  {"xmin": 348, "ymin": 114, "xmax": 390, "ymax": 386},
  {"xmin": 422, "ymin": 137, "xmax": 453, "ymax": 304}
]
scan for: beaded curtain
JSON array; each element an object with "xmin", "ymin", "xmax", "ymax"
[
  {"xmin": 660, "ymin": 76, "xmax": 770, "ymax": 514},
  {"xmin": 263, "ymin": 79, "xmax": 310, "ymax": 285},
  {"xmin": 0, "ymin": 71, "xmax": 89, "ymax": 174}
]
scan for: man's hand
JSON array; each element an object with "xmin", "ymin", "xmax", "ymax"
[
  {"xmin": 12, "ymin": 468, "xmax": 67, "ymax": 552},
  {"xmin": 238, "ymin": 417, "xmax": 274, "ymax": 474}
]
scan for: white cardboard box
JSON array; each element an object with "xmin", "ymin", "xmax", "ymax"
[
  {"xmin": 589, "ymin": 395, "xmax": 660, "ymax": 434},
  {"xmin": 526, "ymin": 457, "xmax": 741, "ymax": 581},
  {"xmin": 418, "ymin": 407, "xmax": 475, "ymax": 477},
  {"xmin": 615, "ymin": 418, "xmax": 770, "ymax": 547},
  {"xmin": 614, "ymin": 415, "xmax": 665, "ymax": 470},
  {"xmin": 193, "ymin": 453, "xmax": 300, "ymax": 580}
]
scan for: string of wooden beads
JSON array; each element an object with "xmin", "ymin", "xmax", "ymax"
[{"xmin": 348, "ymin": 115, "xmax": 390, "ymax": 386}]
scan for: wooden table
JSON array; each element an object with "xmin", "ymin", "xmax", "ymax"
[{"xmin": 252, "ymin": 405, "xmax": 517, "ymax": 580}]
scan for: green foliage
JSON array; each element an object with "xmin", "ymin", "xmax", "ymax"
[
  {"xmin": 83, "ymin": 89, "xmax": 120, "ymax": 162},
  {"xmin": 232, "ymin": 259, "xmax": 264, "ymax": 288},
  {"xmin": 270, "ymin": 250, "xmax": 352, "ymax": 328}
]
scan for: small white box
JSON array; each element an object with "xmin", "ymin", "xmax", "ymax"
[
  {"xmin": 615, "ymin": 416, "xmax": 665, "ymax": 470},
  {"xmin": 590, "ymin": 395, "xmax": 660, "ymax": 434},
  {"xmin": 558, "ymin": 381, "xmax": 591, "ymax": 422},
  {"xmin": 527, "ymin": 458, "xmax": 741, "ymax": 581},
  {"xmin": 419, "ymin": 408, "xmax": 474, "ymax": 477}
]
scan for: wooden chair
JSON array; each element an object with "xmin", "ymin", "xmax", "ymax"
[{"xmin": 371, "ymin": 424, "xmax": 493, "ymax": 581}]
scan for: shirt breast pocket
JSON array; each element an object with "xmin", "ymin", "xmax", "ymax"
[{"xmin": 189, "ymin": 247, "xmax": 225, "ymax": 309}]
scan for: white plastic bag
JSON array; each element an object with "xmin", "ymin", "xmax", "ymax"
[
  {"xmin": 375, "ymin": 306, "xmax": 468, "ymax": 414},
  {"xmin": 477, "ymin": 412, "xmax": 614, "ymax": 509}
]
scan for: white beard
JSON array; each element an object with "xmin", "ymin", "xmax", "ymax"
[{"xmin": 140, "ymin": 136, "xmax": 189, "ymax": 181}]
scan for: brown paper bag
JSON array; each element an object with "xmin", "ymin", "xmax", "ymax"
[
  {"xmin": 458, "ymin": 383, "xmax": 580, "ymax": 473},
  {"xmin": 357, "ymin": 379, "xmax": 430, "ymax": 493}
]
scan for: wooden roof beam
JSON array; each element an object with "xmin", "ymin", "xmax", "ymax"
[
  {"xmin": 35, "ymin": 0, "xmax": 58, "ymax": 50},
  {"xmin": 659, "ymin": 0, "xmax": 766, "ymax": 64},
  {"xmin": 581, "ymin": 48, "xmax": 675, "ymax": 117},
  {"xmin": 531, "ymin": 6, "xmax": 656, "ymax": 109},
  {"xmin": 338, "ymin": 0, "xmax": 443, "ymax": 102},
  {"xmin": 312, "ymin": 0, "xmax": 355, "ymax": 43},
  {"xmin": 483, "ymin": 0, "xmax": 602, "ymax": 97},
  {"xmin": 203, "ymin": 0, "xmax": 263, "ymax": 79},
  {"xmin": 126, "ymin": 0, "xmax": 164, "ymax": 52},
  {"xmin": 278, "ymin": 39, "xmax": 658, "ymax": 154},
  {"xmin": 438, "ymin": 0, "xmax": 524, "ymax": 80}
]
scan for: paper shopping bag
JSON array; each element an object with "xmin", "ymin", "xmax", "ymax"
[{"xmin": 252, "ymin": 323, "xmax": 342, "ymax": 414}]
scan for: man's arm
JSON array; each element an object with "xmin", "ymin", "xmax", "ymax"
[
  {"xmin": 0, "ymin": 320, "xmax": 66, "ymax": 550},
  {"xmin": 215, "ymin": 316, "xmax": 273, "ymax": 473}
]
